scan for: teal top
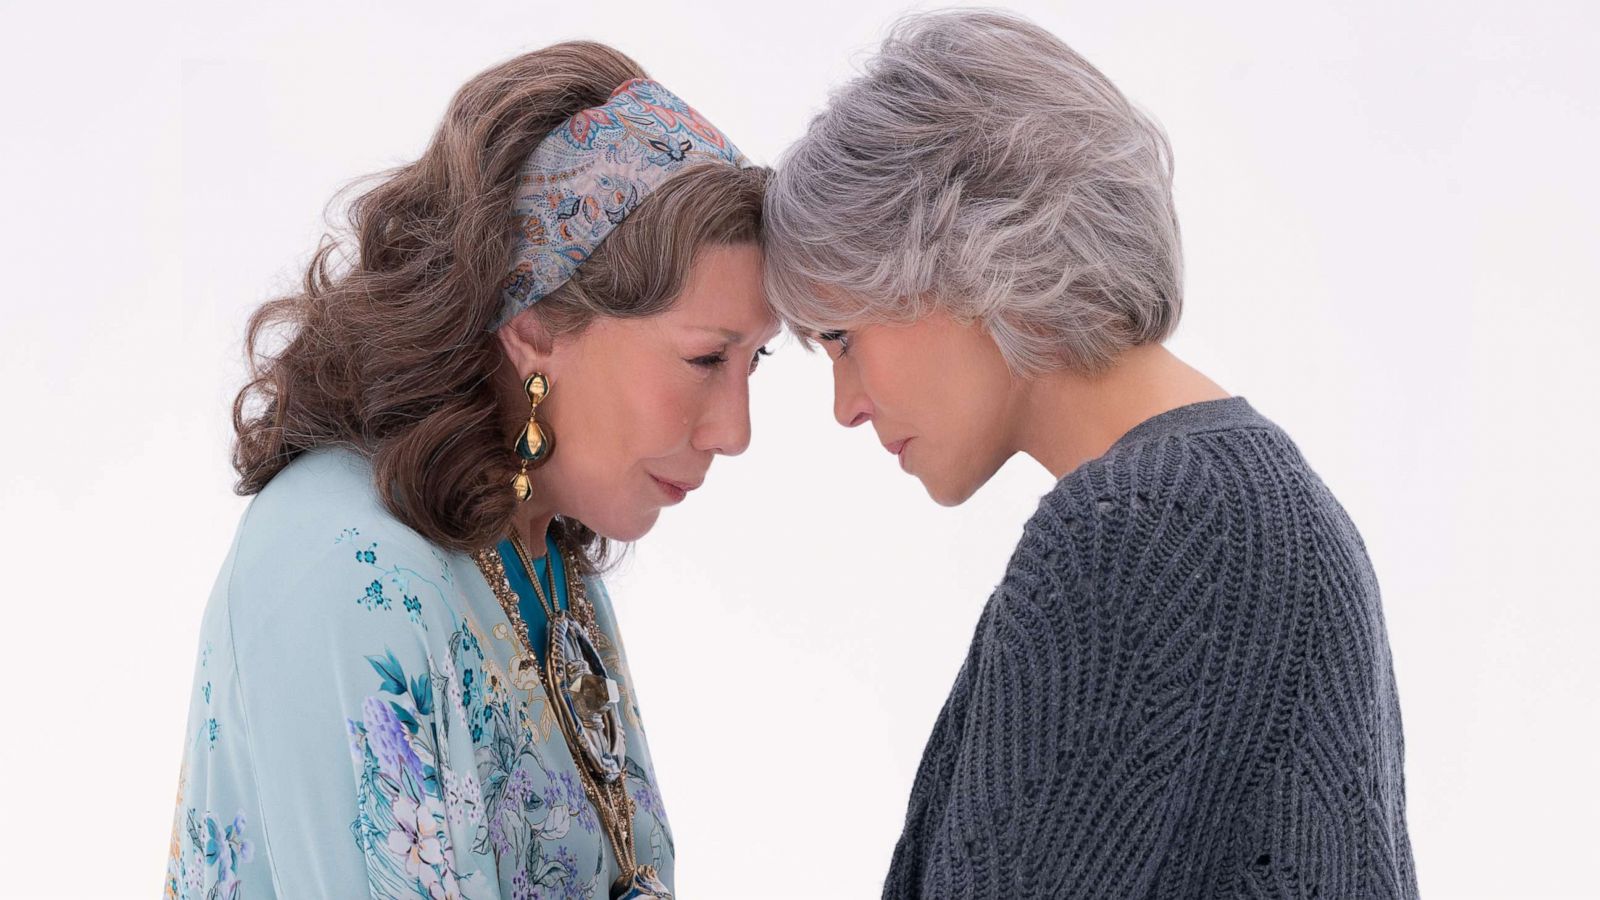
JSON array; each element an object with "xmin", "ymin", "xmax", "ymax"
[
  {"xmin": 165, "ymin": 447, "xmax": 675, "ymax": 899},
  {"xmin": 494, "ymin": 532, "xmax": 568, "ymax": 664}
]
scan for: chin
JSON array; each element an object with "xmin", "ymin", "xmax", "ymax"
[
  {"xmin": 586, "ymin": 506, "xmax": 662, "ymax": 544},
  {"xmin": 918, "ymin": 473, "xmax": 972, "ymax": 507},
  {"xmin": 923, "ymin": 481, "xmax": 976, "ymax": 507},
  {"xmin": 918, "ymin": 459, "xmax": 999, "ymax": 507}
]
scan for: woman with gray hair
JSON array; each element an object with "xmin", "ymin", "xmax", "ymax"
[{"xmin": 765, "ymin": 10, "xmax": 1417, "ymax": 899}]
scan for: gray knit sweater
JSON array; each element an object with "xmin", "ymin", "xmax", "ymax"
[{"xmin": 882, "ymin": 397, "xmax": 1417, "ymax": 899}]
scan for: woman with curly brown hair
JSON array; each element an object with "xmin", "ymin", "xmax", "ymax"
[{"xmin": 165, "ymin": 41, "xmax": 776, "ymax": 900}]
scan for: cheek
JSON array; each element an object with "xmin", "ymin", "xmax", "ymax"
[
  {"xmin": 856, "ymin": 351, "xmax": 914, "ymax": 421},
  {"xmin": 567, "ymin": 366, "xmax": 700, "ymax": 512},
  {"xmin": 541, "ymin": 370, "xmax": 692, "ymax": 539},
  {"xmin": 860, "ymin": 345, "xmax": 965, "ymax": 437},
  {"xmin": 622, "ymin": 369, "xmax": 699, "ymax": 459},
  {"xmin": 868, "ymin": 333, "xmax": 1012, "ymax": 495}
]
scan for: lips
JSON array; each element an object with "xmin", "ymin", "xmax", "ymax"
[
  {"xmin": 884, "ymin": 438, "xmax": 911, "ymax": 455},
  {"xmin": 649, "ymin": 473, "xmax": 704, "ymax": 507},
  {"xmin": 651, "ymin": 475, "xmax": 702, "ymax": 493}
]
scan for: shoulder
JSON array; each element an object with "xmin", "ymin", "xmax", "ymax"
[
  {"xmin": 234, "ymin": 446, "xmax": 409, "ymax": 568},
  {"xmin": 972, "ymin": 437, "xmax": 1240, "ymax": 713},
  {"xmin": 978, "ymin": 432, "xmax": 1247, "ymax": 679},
  {"xmin": 1010, "ymin": 433, "xmax": 1227, "ymax": 593},
  {"xmin": 219, "ymin": 447, "xmax": 474, "ymax": 659}
]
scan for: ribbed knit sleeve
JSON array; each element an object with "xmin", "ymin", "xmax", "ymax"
[{"xmin": 883, "ymin": 407, "xmax": 1417, "ymax": 899}]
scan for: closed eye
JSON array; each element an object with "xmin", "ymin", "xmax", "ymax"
[
  {"xmin": 750, "ymin": 345, "xmax": 773, "ymax": 373},
  {"xmin": 689, "ymin": 346, "xmax": 774, "ymax": 373},
  {"xmin": 818, "ymin": 330, "xmax": 850, "ymax": 356}
]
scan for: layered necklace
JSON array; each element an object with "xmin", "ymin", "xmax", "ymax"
[{"xmin": 472, "ymin": 530, "xmax": 671, "ymax": 900}]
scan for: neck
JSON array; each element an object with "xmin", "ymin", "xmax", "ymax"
[
  {"xmin": 509, "ymin": 502, "xmax": 555, "ymax": 559},
  {"xmin": 1017, "ymin": 344, "xmax": 1230, "ymax": 479}
]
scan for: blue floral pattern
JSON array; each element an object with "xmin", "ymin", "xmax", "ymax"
[{"xmin": 166, "ymin": 464, "xmax": 673, "ymax": 900}]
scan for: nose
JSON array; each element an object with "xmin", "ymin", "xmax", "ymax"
[
  {"xmin": 694, "ymin": 372, "xmax": 754, "ymax": 457},
  {"xmin": 832, "ymin": 356, "xmax": 872, "ymax": 429}
]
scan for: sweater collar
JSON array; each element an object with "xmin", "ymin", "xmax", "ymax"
[{"xmin": 1109, "ymin": 396, "xmax": 1271, "ymax": 453}]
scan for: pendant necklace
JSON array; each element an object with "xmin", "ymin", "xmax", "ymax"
[{"xmin": 473, "ymin": 531, "xmax": 671, "ymax": 900}]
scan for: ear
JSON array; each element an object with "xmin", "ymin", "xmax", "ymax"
[{"xmin": 496, "ymin": 308, "xmax": 559, "ymax": 379}]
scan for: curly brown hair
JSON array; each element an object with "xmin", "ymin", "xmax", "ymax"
[{"xmin": 231, "ymin": 42, "xmax": 769, "ymax": 571}]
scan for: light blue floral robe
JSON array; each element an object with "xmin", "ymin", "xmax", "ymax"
[{"xmin": 165, "ymin": 448, "xmax": 674, "ymax": 898}]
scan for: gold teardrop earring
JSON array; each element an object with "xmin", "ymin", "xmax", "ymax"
[{"xmin": 512, "ymin": 372, "xmax": 555, "ymax": 502}]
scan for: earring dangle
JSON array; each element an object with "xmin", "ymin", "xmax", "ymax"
[{"xmin": 512, "ymin": 372, "xmax": 554, "ymax": 502}]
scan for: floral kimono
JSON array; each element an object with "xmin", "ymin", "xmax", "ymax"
[{"xmin": 165, "ymin": 448, "xmax": 674, "ymax": 898}]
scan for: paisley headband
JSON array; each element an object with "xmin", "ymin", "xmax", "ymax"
[{"xmin": 493, "ymin": 78, "xmax": 752, "ymax": 330}]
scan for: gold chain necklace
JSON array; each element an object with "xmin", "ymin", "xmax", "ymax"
[
  {"xmin": 473, "ymin": 532, "xmax": 671, "ymax": 900},
  {"xmin": 509, "ymin": 533, "xmax": 558, "ymax": 620}
]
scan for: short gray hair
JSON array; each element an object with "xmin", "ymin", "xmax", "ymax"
[{"xmin": 764, "ymin": 8, "xmax": 1183, "ymax": 374}]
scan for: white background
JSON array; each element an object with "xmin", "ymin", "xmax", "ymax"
[{"xmin": 2, "ymin": 1, "xmax": 1597, "ymax": 897}]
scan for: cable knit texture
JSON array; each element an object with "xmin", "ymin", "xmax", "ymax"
[{"xmin": 883, "ymin": 397, "xmax": 1417, "ymax": 899}]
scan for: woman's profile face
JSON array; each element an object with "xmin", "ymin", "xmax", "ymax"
[
  {"xmin": 820, "ymin": 306, "xmax": 1019, "ymax": 506},
  {"xmin": 510, "ymin": 243, "xmax": 779, "ymax": 541}
]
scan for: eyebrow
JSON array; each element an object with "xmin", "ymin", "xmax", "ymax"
[
  {"xmin": 688, "ymin": 324, "xmax": 782, "ymax": 345},
  {"xmin": 688, "ymin": 325, "xmax": 747, "ymax": 342}
]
